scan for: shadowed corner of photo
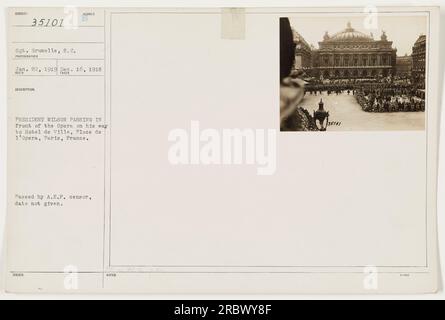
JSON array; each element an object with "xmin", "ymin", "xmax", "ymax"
[
  {"xmin": 280, "ymin": 17, "xmax": 295, "ymax": 81},
  {"xmin": 279, "ymin": 17, "xmax": 311, "ymax": 132}
]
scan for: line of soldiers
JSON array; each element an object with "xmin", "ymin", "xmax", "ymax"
[{"xmin": 305, "ymin": 84, "xmax": 354, "ymax": 95}]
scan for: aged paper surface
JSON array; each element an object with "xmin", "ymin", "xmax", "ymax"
[{"xmin": 5, "ymin": 7, "xmax": 440, "ymax": 293}]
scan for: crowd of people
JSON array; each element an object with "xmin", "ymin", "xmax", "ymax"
[
  {"xmin": 303, "ymin": 80, "xmax": 425, "ymax": 113},
  {"xmin": 355, "ymin": 88, "xmax": 425, "ymax": 112}
]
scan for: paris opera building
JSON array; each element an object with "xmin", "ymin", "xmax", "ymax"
[{"xmin": 296, "ymin": 22, "xmax": 398, "ymax": 80}]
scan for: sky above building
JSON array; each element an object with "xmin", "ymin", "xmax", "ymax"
[{"xmin": 289, "ymin": 14, "xmax": 427, "ymax": 56}]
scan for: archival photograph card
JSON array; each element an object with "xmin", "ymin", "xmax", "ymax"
[{"xmin": 5, "ymin": 6, "xmax": 440, "ymax": 294}]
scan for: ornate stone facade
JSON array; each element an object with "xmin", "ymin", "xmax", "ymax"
[
  {"xmin": 311, "ymin": 22, "xmax": 397, "ymax": 79},
  {"xmin": 412, "ymin": 35, "xmax": 426, "ymax": 89},
  {"xmin": 395, "ymin": 54, "xmax": 413, "ymax": 78},
  {"xmin": 292, "ymin": 29, "xmax": 313, "ymax": 72}
]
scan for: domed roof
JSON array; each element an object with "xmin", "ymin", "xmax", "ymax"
[{"xmin": 326, "ymin": 22, "xmax": 373, "ymax": 42}]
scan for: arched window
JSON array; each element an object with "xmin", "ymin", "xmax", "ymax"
[{"xmin": 323, "ymin": 57, "xmax": 329, "ymax": 66}]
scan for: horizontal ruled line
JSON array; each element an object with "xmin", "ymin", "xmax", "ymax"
[
  {"xmin": 13, "ymin": 58, "xmax": 104, "ymax": 61},
  {"xmin": 10, "ymin": 271, "xmax": 431, "ymax": 274},
  {"xmin": 12, "ymin": 25, "xmax": 105, "ymax": 28},
  {"xmin": 13, "ymin": 74, "xmax": 104, "ymax": 77},
  {"xmin": 12, "ymin": 41, "xmax": 104, "ymax": 44}
]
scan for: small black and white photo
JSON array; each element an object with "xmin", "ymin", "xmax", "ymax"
[{"xmin": 280, "ymin": 15, "xmax": 427, "ymax": 131}]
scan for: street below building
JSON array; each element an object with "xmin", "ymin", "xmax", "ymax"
[{"xmin": 298, "ymin": 92, "xmax": 425, "ymax": 131}]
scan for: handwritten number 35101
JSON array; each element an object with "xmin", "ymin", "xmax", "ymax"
[{"xmin": 31, "ymin": 18, "xmax": 64, "ymax": 27}]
